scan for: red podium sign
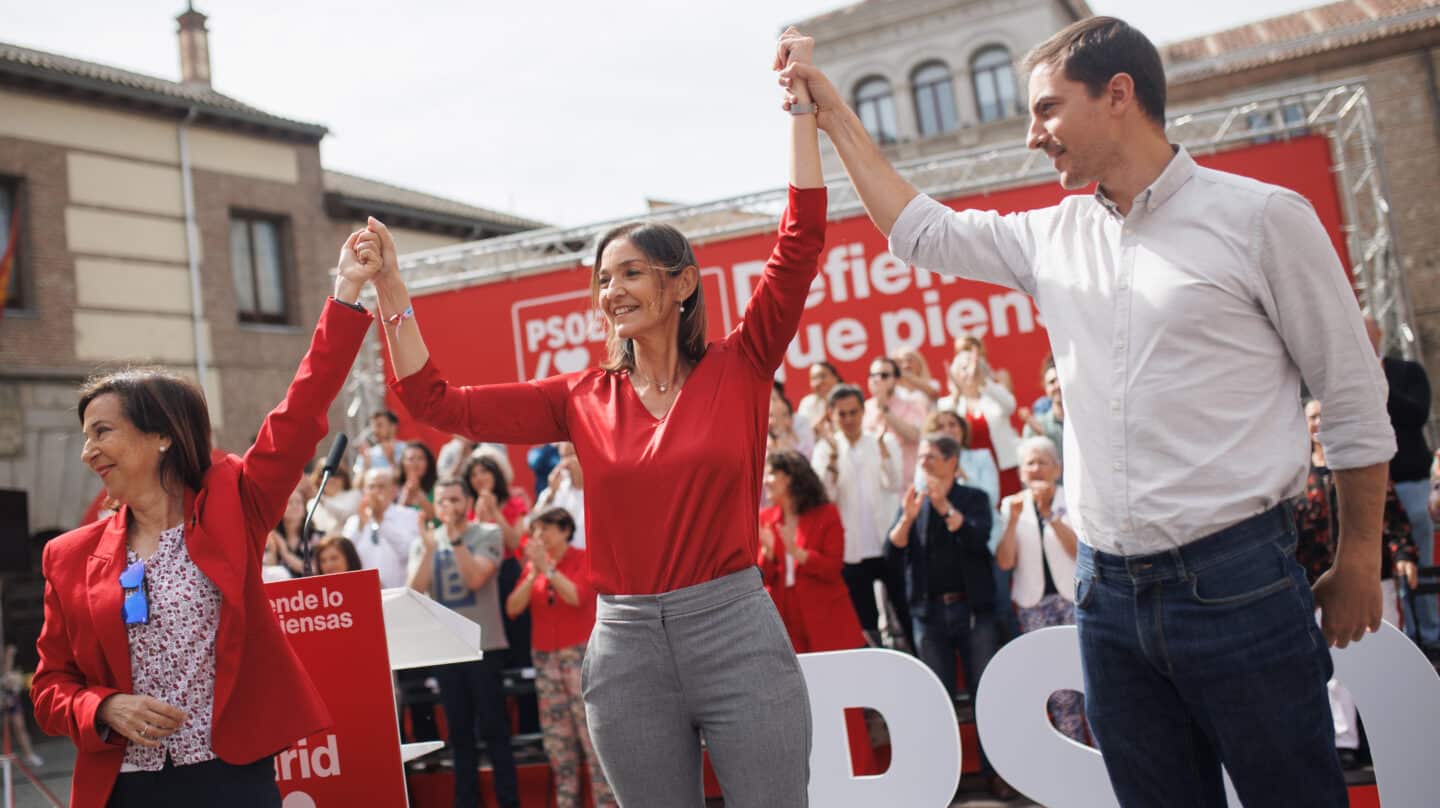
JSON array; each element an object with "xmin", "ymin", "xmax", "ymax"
[{"xmin": 265, "ymin": 570, "xmax": 407, "ymax": 807}]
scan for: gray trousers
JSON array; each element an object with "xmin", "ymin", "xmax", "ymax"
[{"xmin": 582, "ymin": 567, "xmax": 811, "ymax": 807}]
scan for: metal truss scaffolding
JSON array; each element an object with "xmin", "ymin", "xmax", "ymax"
[{"xmin": 343, "ymin": 79, "xmax": 1416, "ymax": 437}]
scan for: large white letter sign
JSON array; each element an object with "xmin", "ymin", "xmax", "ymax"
[
  {"xmin": 799, "ymin": 649, "xmax": 961, "ymax": 807},
  {"xmin": 976, "ymin": 623, "xmax": 1440, "ymax": 807}
]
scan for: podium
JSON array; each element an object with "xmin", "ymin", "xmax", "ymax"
[{"xmin": 266, "ymin": 571, "xmax": 484, "ymax": 808}]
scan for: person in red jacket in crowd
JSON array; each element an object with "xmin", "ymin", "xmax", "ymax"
[
  {"xmin": 758, "ymin": 450, "xmax": 865, "ymax": 652},
  {"xmin": 366, "ymin": 40, "xmax": 826, "ymax": 806},
  {"xmin": 506, "ymin": 508, "xmax": 616, "ymax": 808},
  {"xmin": 31, "ymin": 228, "xmax": 382, "ymax": 807}
]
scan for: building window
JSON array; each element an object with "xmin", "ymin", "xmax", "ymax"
[
  {"xmin": 972, "ymin": 46, "xmax": 1018, "ymax": 123},
  {"xmin": 1247, "ymin": 102, "xmax": 1308, "ymax": 144},
  {"xmin": 855, "ymin": 76, "xmax": 898, "ymax": 144},
  {"xmin": 912, "ymin": 62, "xmax": 959, "ymax": 138},
  {"xmin": 0, "ymin": 179, "xmax": 22, "ymax": 311},
  {"xmin": 229, "ymin": 213, "xmax": 289, "ymax": 324}
]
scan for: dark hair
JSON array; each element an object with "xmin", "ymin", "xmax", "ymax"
[
  {"xmin": 398, "ymin": 441, "xmax": 437, "ymax": 495},
  {"xmin": 766, "ymin": 450, "xmax": 829, "ymax": 515},
  {"xmin": 590, "ymin": 221, "xmax": 708, "ymax": 373},
  {"xmin": 531, "ymin": 506, "xmax": 576, "ymax": 542},
  {"xmin": 77, "ymin": 368, "xmax": 212, "ymax": 494},
  {"xmin": 811, "ymin": 361, "xmax": 842, "ymax": 383},
  {"xmin": 311, "ymin": 462, "xmax": 352, "ymax": 492},
  {"xmin": 826, "ymin": 383, "xmax": 866, "ymax": 410},
  {"xmin": 314, "ymin": 535, "xmax": 363, "ymax": 573},
  {"xmin": 433, "ymin": 475, "xmax": 471, "ymax": 499},
  {"xmin": 770, "ymin": 381, "xmax": 793, "ymax": 414},
  {"xmin": 870, "ymin": 356, "xmax": 901, "ymax": 378},
  {"xmin": 924, "ymin": 409, "xmax": 971, "ymax": 449},
  {"xmin": 1021, "ymin": 16, "xmax": 1167, "ymax": 126},
  {"xmin": 462, "ymin": 453, "xmax": 510, "ymax": 503},
  {"xmin": 370, "ymin": 410, "xmax": 399, "ymax": 425},
  {"xmin": 922, "ymin": 433, "xmax": 961, "ymax": 461}
]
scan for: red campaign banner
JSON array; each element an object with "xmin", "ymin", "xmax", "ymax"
[
  {"xmin": 266, "ymin": 570, "xmax": 407, "ymax": 808},
  {"xmin": 397, "ymin": 135, "xmax": 1346, "ymax": 488}
]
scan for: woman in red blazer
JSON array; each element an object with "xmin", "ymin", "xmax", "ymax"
[
  {"xmin": 758, "ymin": 450, "xmax": 865, "ymax": 653},
  {"xmin": 32, "ymin": 229, "xmax": 382, "ymax": 808}
]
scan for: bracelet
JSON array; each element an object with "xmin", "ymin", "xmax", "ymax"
[
  {"xmin": 333, "ymin": 296, "xmax": 366, "ymax": 313},
  {"xmin": 789, "ymin": 102, "xmax": 818, "ymax": 115},
  {"xmin": 386, "ymin": 306, "xmax": 414, "ymax": 328},
  {"xmin": 1045, "ymin": 507, "xmax": 1068, "ymax": 525}
]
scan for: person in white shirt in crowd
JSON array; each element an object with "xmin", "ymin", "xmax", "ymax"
[
  {"xmin": 342, "ymin": 467, "xmax": 420, "ymax": 589},
  {"xmin": 1019, "ymin": 359, "xmax": 1065, "ymax": 475},
  {"xmin": 436, "ymin": 435, "xmax": 475, "ymax": 481},
  {"xmin": 812, "ymin": 383, "xmax": 908, "ymax": 649},
  {"xmin": 797, "ymin": 361, "xmax": 841, "ymax": 436},
  {"xmin": 864, "ymin": 356, "xmax": 928, "ymax": 476},
  {"xmin": 532, "ymin": 442, "xmax": 586, "ymax": 549},
  {"xmin": 354, "ymin": 410, "xmax": 405, "ymax": 477},
  {"xmin": 768, "ymin": 381, "xmax": 814, "ymax": 460},
  {"xmin": 779, "ymin": 17, "xmax": 1392, "ymax": 806},
  {"xmin": 940, "ymin": 335, "xmax": 1022, "ymax": 499},
  {"xmin": 894, "ymin": 347, "xmax": 943, "ymax": 403},
  {"xmin": 995, "ymin": 436, "xmax": 1087, "ymax": 742}
]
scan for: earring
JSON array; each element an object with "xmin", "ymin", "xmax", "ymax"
[{"xmin": 159, "ymin": 445, "xmax": 168, "ymax": 453}]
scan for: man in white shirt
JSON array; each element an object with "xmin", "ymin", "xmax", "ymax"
[
  {"xmin": 812, "ymin": 384, "xmax": 907, "ymax": 649},
  {"xmin": 342, "ymin": 468, "xmax": 419, "ymax": 589},
  {"xmin": 779, "ymin": 17, "xmax": 1392, "ymax": 807}
]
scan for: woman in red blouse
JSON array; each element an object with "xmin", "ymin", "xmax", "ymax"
[
  {"xmin": 364, "ymin": 43, "xmax": 825, "ymax": 807},
  {"xmin": 505, "ymin": 508, "xmax": 614, "ymax": 808},
  {"xmin": 32, "ymin": 230, "xmax": 382, "ymax": 807},
  {"xmin": 758, "ymin": 451, "xmax": 865, "ymax": 653}
]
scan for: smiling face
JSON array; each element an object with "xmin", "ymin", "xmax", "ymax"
[
  {"xmin": 1026, "ymin": 61, "xmax": 1121, "ymax": 191},
  {"xmin": 868, "ymin": 359, "xmax": 897, "ymax": 397},
  {"xmin": 1019, "ymin": 445, "xmax": 1060, "ymax": 486},
  {"xmin": 763, "ymin": 464, "xmax": 792, "ymax": 505},
  {"xmin": 81, "ymin": 393, "xmax": 168, "ymax": 506},
  {"xmin": 533, "ymin": 520, "xmax": 572, "ymax": 557},
  {"xmin": 468, "ymin": 463, "xmax": 495, "ymax": 496},
  {"xmin": 596, "ymin": 237, "xmax": 693, "ymax": 343},
  {"xmin": 809, "ymin": 364, "xmax": 838, "ymax": 398},
  {"xmin": 1044, "ymin": 366, "xmax": 1062, "ymax": 402},
  {"xmin": 435, "ymin": 482, "xmax": 471, "ymax": 527}
]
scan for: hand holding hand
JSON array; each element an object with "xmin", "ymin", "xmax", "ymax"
[
  {"xmin": 98, "ymin": 694, "xmax": 187, "ymax": 749},
  {"xmin": 364, "ymin": 217, "xmax": 402, "ymax": 284},
  {"xmin": 335, "ymin": 229, "xmax": 382, "ymax": 301}
]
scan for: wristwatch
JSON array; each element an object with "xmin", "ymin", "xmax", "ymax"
[{"xmin": 449, "ymin": 538, "xmax": 464, "ymax": 548}]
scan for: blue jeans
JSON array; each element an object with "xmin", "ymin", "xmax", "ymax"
[
  {"xmin": 1394, "ymin": 479, "xmax": 1439, "ymax": 645},
  {"xmin": 913, "ymin": 596, "xmax": 997, "ymax": 772},
  {"xmin": 1074, "ymin": 507, "xmax": 1346, "ymax": 808}
]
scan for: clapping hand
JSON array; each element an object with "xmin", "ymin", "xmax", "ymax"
[
  {"xmin": 901, "ymin": 486, "xmax": 922, "ymax": 522},
  {"xmin": 418, "ymin": 512, "xmax": 437, "ymax": 554},
  {"xmin": 524, "ymin": 535, "xmax": 549, "ymax": 571}
]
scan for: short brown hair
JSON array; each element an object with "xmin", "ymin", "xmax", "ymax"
[
  {"xmin": 531, "ymin": 506, "xmax": 577, "ymax": 542},
  {"xmin": 77, "ymin": 368, "xmax": 212, "ymax": 494},
  {"xmin": 314, "ymin": 535, "xmax": 363, "ymax": 573},
  {"xmin": 590, "ymin": 222, "xmax": 707, "ymax": 373},
  {"xmin": 1021, "ymin": 16, "xmax": 1166, "ymax": 127}
]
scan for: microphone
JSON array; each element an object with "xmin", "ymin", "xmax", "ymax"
[
  {"xmin": 302, "ymin": 433, "xmax": 348, "ymax": 575},
  {"xmin": 323, "ymin": 433, "xmax": 349, "ymax": 474}
]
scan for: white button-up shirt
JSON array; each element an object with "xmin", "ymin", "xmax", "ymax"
[
  {"xmin": 889, "ymin": 146, "xmax": 1394, "ymax": 556},
  {"xmin": 812, "ymin": 430, "xmax": 903, "ymax": 563},
  {"xmin": 343, "ymin": 504, "xmax": 420, "ymax": 588}
]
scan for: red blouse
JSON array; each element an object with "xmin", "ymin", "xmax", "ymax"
[
  {"xmin": 393, "ymin": 186, "xmax": 827, "ymax": 595},
  {"xmin": 524, "ymin": 547, "xmax": 597, "ymax": 652}
]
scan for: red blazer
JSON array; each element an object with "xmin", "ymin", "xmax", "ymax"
[
  {"xmin": 757, "ymin": 503, "xmax": 865, "ymax": 653},
  {"xmin": 32, "ymin": 300, "xmax": 372, "ymax": 808}
]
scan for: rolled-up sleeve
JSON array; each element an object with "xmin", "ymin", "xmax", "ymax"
[
  {"xmin": 1258, "ymin": 189, "xmax": 1395, "ymax": 470},
  {"xmin": 887, "ymin": 193, "xmax": 1039, "ymax": 295}
]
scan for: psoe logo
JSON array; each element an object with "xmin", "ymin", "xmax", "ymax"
[{"xmin": 509, "ymin": 270, "xmax": 732, "ymax": 381}]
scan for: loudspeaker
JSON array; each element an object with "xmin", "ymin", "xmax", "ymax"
[{"xmin": 0, "ymin": 489, "xmax": 31, "ymax": 573}]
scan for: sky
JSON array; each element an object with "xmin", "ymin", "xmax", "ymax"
[{"xmin": 4, "ymin": 0, "xmax": 1328, "ymax": 227}]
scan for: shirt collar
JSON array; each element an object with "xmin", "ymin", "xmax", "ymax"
[{"xmin": 1093, "ymin": 144, "xmax": 1194, "ymax": 218}]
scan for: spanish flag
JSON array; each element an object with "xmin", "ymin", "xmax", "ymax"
[{"xmin": 0, "ymin": 208, "xmax": 16, "ymax": 315}]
